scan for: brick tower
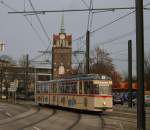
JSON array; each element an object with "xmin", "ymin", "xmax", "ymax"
[{"xmin": 52, "ymin": 15, "xmax": 72, "ymax": 79}]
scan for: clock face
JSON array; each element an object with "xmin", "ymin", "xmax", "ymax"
[{"xmin": 59, "ymin": 34, "xmax": 65, "ymax": 39}]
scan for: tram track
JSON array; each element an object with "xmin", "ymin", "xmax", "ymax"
[
  {"xmin": 65, "ymin": 113, "xmax": 81, "ymax": 130},
  {"xmin": 5, "ymin": 104, "xmax": 28, "ymax": 117},
  {"xmin": 0, "ymin": 103, "xmax": 31, "ymax": 121},
  {"xmin": 0, "ymin": 107, "xmax": 55, "ymax": 130},
  {"xmin": 1, "ymin": 103, "xmax": 143, "ymax": 130},
  {"xmin": 0, "ymin": 106, "xmax": 40, "ymax": 125},
  {"xmin": 21, "ymin": 109, "xmax": 80, "ymax": 130},
  {"xmin": 18, "ymin": 109, "xmax": 56, "ymax": 130},
  {"xmin": 99, "ymin": 114, "xmax": 124, "ymax": 130},
  {"xmin": 99, "ymin": 115, "xmax": 104, "ymax": 130}
]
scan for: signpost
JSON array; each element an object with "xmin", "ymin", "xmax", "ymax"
[{"xmin": 8, "ymin": 80, "xmax": 18, "ymax": 103}]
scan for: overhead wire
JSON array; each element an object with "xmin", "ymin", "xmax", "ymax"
[
  {"xmin": 110, "ymin": 42, "xmax": 150, "ymax": 56},
  {"xmin": 81, "ymin": 0, "xmax": 89, "ymax": 9},
  {"xmin": 24, "ymin": 16, "xmax": 48, "ymax": 47},
  {"xmin": 27, "ymin": 0, "xmax": 52, "ymax": 63},
  {"xmin": 0, "ymin": 0, "xmax": 47, "ymax": 48},
  {"xmin": 99, "ymin": 24, "xmax": 150, "ymax": 45},
  {"xmin": 91, "ymin": 11, "xmax": 134, "ymax": 34},
  {"xmin": 30, "ymin": 52, "xmax": 46, "ymax": 61},
  {"xmin": 112, "ymin": 58, "xmax": 136, "ymax": 62},
  {"xmin": 87, "ymin": 0, "xmax": 93, "ymax": 31},
  {"xmin": 27, "ymin": 0, "xmax": 52, "ymax": 62},
  {"xmin": 28, "ymin": 0, "xmax": 51, "ymax": 46},
  {"xmin": 0, "ymin": 0, "xmax": 48, "ymax": 61},
  {"xmin": 73, "ymin": 2, "xmax": 150, "ymax": 44},
  {"xmin": 89, "ymin": 1, "xmax": 94, "ymax": 31},
  {"xmin": 73, "ymin": 0, "xmax": 92, "ymax": 68},
  {"xmin": 91, "ymin": 2, "xmax": 150, "ymax": 48},
  {"xmin": 1, "ymin": 1, "xmax": 150, "ymax": 63}
]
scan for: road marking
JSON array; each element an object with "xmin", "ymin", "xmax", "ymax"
[
  {"xmin": 33, "ymin": 126, "xmax": 42, "ymax": 130},
  {"xmin": 5, "ymin": 112, "xmax": 12, "ymax": 117}
]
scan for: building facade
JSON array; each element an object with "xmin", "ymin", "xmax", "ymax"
[{"xmin": 52, "ymin": 15, "xmax": 72, "ymax": 79}]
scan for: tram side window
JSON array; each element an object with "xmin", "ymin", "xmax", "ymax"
[
  {"xmin": 50, "ymin": 84, "xmax": 52, "ymax": 93},
  {"xmin": 62, "ymin": 82, "xmax": 77, "ymax": 94},
  {"xmin": 49, "ymin": 84, "xmax": 52, "ymax": 93},
  {"xmin": 93, "ymin": 84, "xmax": 99, "ymax": 94},
  {"xmin": 79, "ymin": 81, "xmax": 82, "ymax": 94},
  {"xmin": 62, "ymin": 83, "xmax": 65, "ymax": 93},
  {"xmin": 60, "ymin": 84, "xmax": 63, "ymax": 93},
  {"xmin": 84, "ymin": 81, "xmax": 93, "ymax": 94},
  {"xmin": 41, "ymin": 83, "xmax": 48, "ymax": 93},
  {"xmin": 58, "ymin": 82, "xmax": 64, "ymax": 93},
  {"xmin": 71, "ymin": 82, "xmax": 77, "ymax": 94},
  {"xmin": 66, "ymin": 83, "xmax": 70, "ymax": 93},
  {"xmin": 44, "ymin": 83, "xmax": 48, "ymax": 93},
  {"xmin": 61, "ymin": 82, "xmax": 65, "ymax": 93},
  {"xmin": 53, "ymin": 83, "xmax": 57, "ymax": 93}
]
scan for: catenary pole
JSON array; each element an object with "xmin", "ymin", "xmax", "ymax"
[
  {"xmin": 25, "ymin": 54, "xmax": 29, "ymax": 98},
  {"xmin": 86, "ymin": 30, "xmax": 90, "ymax": 74},
  {"xmin": 135, "ymin": 0, "xmax": 145, "ymax": 130},
  {"xmin": 128, "ymin": 40, "xmax": 132, "ymax": 108}
]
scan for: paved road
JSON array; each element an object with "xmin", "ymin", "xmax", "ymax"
[
  {"xmin": 0, "ymin": 102, "xmax": 122, "ymax": 130},
  {"xmin": 1, "ymin": 101, "xmax": 149, "ymax": 130},
  {"xmin": 0, "ymin": 102, "xmax": 28, "ymax": 120},
  {"xmin": 105, "ymin": 104, "xmax": 150, "ymax": 130}
]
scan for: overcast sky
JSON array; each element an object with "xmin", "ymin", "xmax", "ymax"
[{"xmin": 0, "ymin": 0, "xmax": 150, "ymax": 76}]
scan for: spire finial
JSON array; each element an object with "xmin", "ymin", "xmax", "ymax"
[{"xmin": 60, "ymin": 13, "xmax": 65, "ymax": 33}]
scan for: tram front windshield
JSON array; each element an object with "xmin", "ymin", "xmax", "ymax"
[{"xmin": 93, "ymin": 80, "xmax": 112, "ymax": 95}]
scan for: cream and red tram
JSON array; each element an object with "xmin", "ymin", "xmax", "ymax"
[{"xmin": 36, "ymin": 74, "xmax": 113, "ymax": 111}]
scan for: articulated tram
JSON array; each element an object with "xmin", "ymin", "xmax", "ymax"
[{"xmin": 36, "ymin": 74, "xmax": 113, "ymax": 111}]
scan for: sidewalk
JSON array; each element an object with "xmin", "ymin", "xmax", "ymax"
[{"xmin": 113, "ymin": 104, "xmax": 150, "ymax": 114}]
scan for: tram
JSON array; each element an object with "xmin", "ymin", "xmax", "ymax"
[{"xmin": 36, "ymin": 74, "xmax": 113, "ymax": 111}]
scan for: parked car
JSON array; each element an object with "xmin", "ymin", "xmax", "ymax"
[
  {"xmin": 16, "ymin": 95, "xmax": 26, "ymax": 100},
  {"xmin": 113, "ymin": 95, "xmax": 124, "ymax": 105}
]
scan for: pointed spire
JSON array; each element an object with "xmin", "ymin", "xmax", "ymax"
[{"xmin": 60, "ymin": 13, "xmax": 65, "ymax": 33}]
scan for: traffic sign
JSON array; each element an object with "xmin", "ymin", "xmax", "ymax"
[
  {"xmin": 9, "ymin": 81, "xmax": 18, "ymax": 92},
  {"xmin": 14, "ymin": 79, "xmax": 18, "ymax": 88},
  {"xmin": 8, "ymin": 88, "xmax": 16, "ymax": 92}
]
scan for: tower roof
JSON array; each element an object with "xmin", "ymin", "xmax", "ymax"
[{"xmin": 60, "ymin": 14, "xmax": 65, "ymax": 33}]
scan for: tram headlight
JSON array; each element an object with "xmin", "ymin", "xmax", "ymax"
[
  {"xmin": 103, "ymin": 102, "xmax": 106, "ymax": 106},
  {"xmin": 109, "ymin": 81, "xmax": 112, "ymax": 85}
]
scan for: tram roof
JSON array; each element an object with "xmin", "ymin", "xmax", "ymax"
[{"xmin": 38, "ymin": 74, "xmax": 111, "ymax": 83}]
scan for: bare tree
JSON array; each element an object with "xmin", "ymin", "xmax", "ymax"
[
  {"xmin": 90, "ymin": 47, "xmax": 113, "ymax": 75},
  {"xmin": 90, "ymin": 47, "xmax": 122, "ymax": 82}
]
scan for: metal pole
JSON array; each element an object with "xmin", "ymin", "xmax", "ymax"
[
  {"xmin": 14, "ymin": 91, "xmax": 16, "ymax": 104},
  {"xmin": 135, "ymin": 0, "xmax": 145, "ymax": 129},
  {"xmin": 25, "ymin": 54, "xmax": 29, "ymax": 99},
  {"xmin": 86, "ymin": 30, "xmax": 90, "ymax": 74},
  {"xmin": 0, "ymin": 66, "xmax": 2, "ymax": 99},
  {"xmin": 128, "ymin": 40, "xmax": 132, "ymax": 108},
  {"xmin": 52, "ymin": 48, "xmax": 54, "ymax": 80},
  {"xmin": 34, "ymin": 67, "xmax": 37, "ymax": 103}
]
